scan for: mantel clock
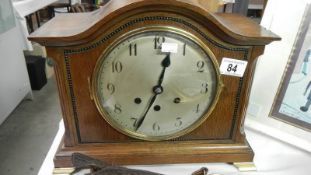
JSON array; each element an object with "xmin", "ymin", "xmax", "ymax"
[{"xmin": 29, "ymin": 0, "xmax": 280, "ymax": 170}]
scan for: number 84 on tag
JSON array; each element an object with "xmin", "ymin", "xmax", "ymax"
[{"xmin": 219, "ymin": 57, "xmax": 248, "ymax": 77}]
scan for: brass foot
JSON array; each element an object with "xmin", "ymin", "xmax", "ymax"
[
  {"xmin": 232, "ymin": 162, "xmax": 256, "ymax": 172},
  {"xmin": 53, "ymin": 168, "xmax": 74, "ymax": 175},
  {"xmin": 53, "ymin": 168, "xmax": 92, "ymax": 175}
]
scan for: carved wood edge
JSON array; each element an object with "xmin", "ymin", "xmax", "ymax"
[{"xmin": 28, "ymin": 0, "xmax": 280, "ymax": 46}]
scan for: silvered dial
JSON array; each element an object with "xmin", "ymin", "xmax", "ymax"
[{"xmin": 94, "ymin": 29, "xmax": 219, "ymax": 140}]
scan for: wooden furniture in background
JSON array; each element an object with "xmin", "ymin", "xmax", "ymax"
[
  {"xmin": 25, "ymin": 12, "xmax": 41, "ymax": 32},
  {"xmin": 29, "ymin": 0, "xmax": 280, "ymax": 170},
  {"xmin": 70, "ymin": 3, "xmax": 98, "ymax": 12},
  {"xmin": 48, "ymin": 0, "xmax": 72, "ymax": 17},
  {"xmin": 233, "ymin": 0, "xmax": 250, "ymax": 15},
  {"xmin": 70, "ymin": 3, "xmax": 86, "ymax": 12}
]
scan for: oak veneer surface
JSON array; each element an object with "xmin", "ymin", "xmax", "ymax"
[
  {"xmin": 28, "ymin": 0, "xmax": 280, "ymax": 166},
  {"xmin": 46, "ymin": 12, "xmax": 255, "ymax": 143}
]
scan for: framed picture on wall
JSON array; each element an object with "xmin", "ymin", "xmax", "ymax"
[{"xmin": 271, "ymin": 4, "xmax": 311, "ymax": 131}]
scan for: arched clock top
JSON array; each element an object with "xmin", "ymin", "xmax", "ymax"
[
  {"xmin": 28, "ymin": 0, "xmax": 280, "ymax": 46},
  {"xmin": 26, "ymin": 0, "xmax": 282, "ymax": 167}
]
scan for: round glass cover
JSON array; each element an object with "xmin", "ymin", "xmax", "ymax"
[{"xmin": 93, "ymin": 29, "xmax": 220, "ymax": 140}]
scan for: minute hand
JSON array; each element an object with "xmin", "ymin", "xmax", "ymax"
[{"xmin": 135, "ymin": 54, "xmax": 171, "ymax": 130}]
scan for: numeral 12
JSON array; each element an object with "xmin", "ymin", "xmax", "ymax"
[{"xmin": 154, "ymin": 36, "xmax": 165, "ymax": 49}]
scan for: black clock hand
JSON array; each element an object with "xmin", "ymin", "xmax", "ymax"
[
  {"xmin": 135, "ymin": 54, "xmax": 171, "ymax": 130},
  {"xmin": 135, "ymin": 93, "xmax": 158, "ymax": 131},
  {"xmin": 157, "ymin": 53, "xmax": 171, "ymax": 86}
]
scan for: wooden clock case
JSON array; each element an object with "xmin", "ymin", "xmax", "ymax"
[{"xmin": 29, "ymin": 0, "xmax": 280, "ymax": 168}]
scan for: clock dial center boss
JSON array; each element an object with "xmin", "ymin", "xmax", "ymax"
[{"xmin": 92, "ymin": 27, "xmax": 222, "ymax": 141}]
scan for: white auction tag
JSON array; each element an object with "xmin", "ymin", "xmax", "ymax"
[
  {"xmin": 161, "ymin": 43, "xmax": 178, "ymax": 53},
  {"xmin": 220, "ymin": 57, "xmax": 248, "ymax": 77}
]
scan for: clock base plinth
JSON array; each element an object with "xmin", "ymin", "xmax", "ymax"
[
  {"xmin": 52, "ymin": 163, "xmax": 256, "ymax": 175},
  {"xmin": 232, "ymin": 162, "xmax": 257, "ymax": 172},
  {"xmin": 53, "ymin": 141, "xmax": 254, "ymax": 168}
]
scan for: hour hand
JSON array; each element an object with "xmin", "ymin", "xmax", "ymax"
[
  {"xmin": 157, "ymin": 54, "xmax": 171, "ymax": 86},
  {"xmin": 162, "ymin": 53, "xmax": 171, "ymax": 68}
]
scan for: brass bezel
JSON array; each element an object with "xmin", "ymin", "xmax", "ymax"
[{"xmin": 92, "ymin": 26, "xmax": 223, "ymax": 141}]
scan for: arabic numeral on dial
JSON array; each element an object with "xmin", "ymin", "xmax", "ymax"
[
  {"xmin": 130, "ymin": 117, "xmax": 138, "ymax": 127},
  {"xmin": 227, "ymin": 64, "xmax": 238, "ymax": 72},
  {"xmin": 175, "ymin": 117, "xmax": 183, "ymax": 127},
  {"xmin": 107, "ymin": 83, "xmax": 115, "ymax": 94},
  {"xmin": 183, "ymin": 43, "xmax": 186, "ymax": 56},
  {"xmin": 154, "ymin": 36, "xmax": 165, "ymax": 49},
  {"xmin": 153, "ymin": 122, "xmax": 160, "ymax": 131},
  {"xmin": 112, "ymin": 61, "xmax": 122, "ymax": 73},
  {"xmin": 129, "ymin": 43, "xmax": 137, "ymax": 56},
  {"xmin": 197, "ymin": 61, "xmax": 205, "ymax": 72},
  {"xmin": 114, "ymin": 104, "xmax": 122, "ymax": 114},
  {"xmin": 201, "ymin": 83, "xmax": 208, "ymax": 94},
  {"xmin": 194, "ymin": 104, "xmax": 200, "ymax": 113}
]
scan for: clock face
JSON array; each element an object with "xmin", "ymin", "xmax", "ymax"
[{"xmin": 93, "ymin": 28, "xmax": 221, "ymax": 140}]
